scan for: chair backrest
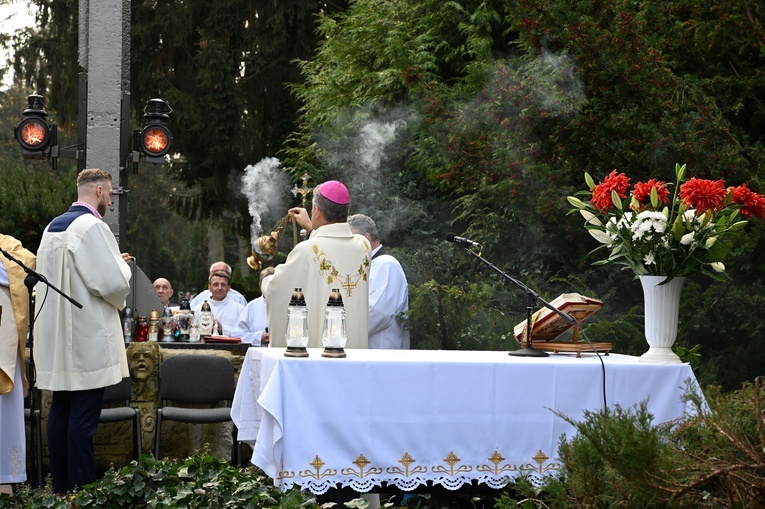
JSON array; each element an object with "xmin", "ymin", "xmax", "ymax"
[
  {"xmin": 102, "ymin": 377, "xmax": 132, "ymax": 405},
  {"xmin": 159, "ymin": 355, "xmax": 235, "ymax": 405}
]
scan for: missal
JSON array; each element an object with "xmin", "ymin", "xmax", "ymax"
[{"xmin": 513, "ymin": 293, "xmax": 604, "ymax": 343}]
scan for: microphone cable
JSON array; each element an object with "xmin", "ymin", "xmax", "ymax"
[{"xmin": 577, "ymin": 327, "xmax": 608, "ymax": 410}]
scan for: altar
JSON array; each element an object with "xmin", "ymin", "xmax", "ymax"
[{"xmin": 232, "ymin": 348, "xmax": 701, "ymax": 494}]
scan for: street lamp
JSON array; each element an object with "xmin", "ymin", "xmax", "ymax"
[
  {"xmin": 133, "ymin": 98, "xmax": 173, "ymax": 170},
  {"xmin": 15, "ymin": 94, "xmax": 52, "ymax": 160}
]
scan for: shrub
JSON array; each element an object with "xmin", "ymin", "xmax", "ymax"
[{"xmin": 0, "ymin": 453, "xmax": 318, "ymax": 508}]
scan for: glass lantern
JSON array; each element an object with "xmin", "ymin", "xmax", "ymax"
[
  {"xmin": 285, "ymin": 288, "xmax": 309, "ymax": 357},
  {"xmin": 160, "ymin": 306, "xmax": 175, "ymax": 342},
  {"xmin": 322, "ymin": 288, "xmax": 347, "ymax": 358},
  {"xmin": 176, "ymin": 300, "xmax": 193, "ymax": 342}
]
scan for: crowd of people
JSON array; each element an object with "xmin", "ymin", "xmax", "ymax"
[{"xmin": 0, "ymin": 171, "xmax": 409, "ymax": 500}]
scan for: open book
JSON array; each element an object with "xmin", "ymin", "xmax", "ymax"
[{"xmin": 513, "ymin": 293, "xmax": 604, "ymax": 343}]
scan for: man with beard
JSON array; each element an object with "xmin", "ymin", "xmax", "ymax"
[{"xmin": 34, "ymin": 168, "xmax": 132, "ymax": 494}]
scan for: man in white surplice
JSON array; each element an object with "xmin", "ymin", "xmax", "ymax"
[
  {"xmin": 263, "ymin": 180, "xmax": 370, "ymax": 349},
  {"xmin": 191, "ymin": 270, "xmax": 244, "ymax": 336},
  {"xmin": 230, "ymin": 267, "xmax": 274, "ymax": 346},
  {"xmin": 348, "ymin": 214, "xmax": 410, "ymax": 349}
]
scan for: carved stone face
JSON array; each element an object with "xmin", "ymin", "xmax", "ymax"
[{"xmin": 127, "ymin": 343, "xmax": 159, "ymax": 381}]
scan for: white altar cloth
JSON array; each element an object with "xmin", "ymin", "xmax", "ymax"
[{"xmin": 232, "ymin": 348, "xmax": 700, "ymax": 494}]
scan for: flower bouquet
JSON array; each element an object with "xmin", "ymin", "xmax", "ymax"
[
  {"xmin": 567, "ymin": 163, "xmax": 765, "ymax": 282},
  {"xmin": 568, "ymin": 163, "xmax": 765, "ymax": 362}
]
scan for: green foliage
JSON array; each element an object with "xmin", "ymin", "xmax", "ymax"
[
  {"xmin": 493, "ymin": 476, "xmax": 569, "ymax": 509},
  {"xmin": 0, "ymin": 159, "xmax": 75, "ymax": 252},
  {"xmin": 131, "ymin": 0, "xmax": 348, "ymax": 224},
  {"xmin": 548, "ymin": 380, "xmax": 765, "ymax": 508},
  {"xmin": 407, "ymin": 280, "xmax": 519, "ymax": 351},
  {"xmin": 12, "ymin": 0, "xmax": 80, "ymax": 129},
  {"xmin": 1, "ymin": 453, "xmax": 318, "ymax": 508},
  {"xmin": 557, "ymin": 402, "xmax": 680, "ymax": 507}
]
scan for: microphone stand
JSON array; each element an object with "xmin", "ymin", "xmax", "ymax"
[{"xmin": 459, "ymin": 245, "xmax": 576, "ymax": 357}]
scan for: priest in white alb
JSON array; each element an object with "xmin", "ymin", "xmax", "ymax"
[{"xmin": 348, "ymin": 214, "xmax": 410, "ymax": 349}]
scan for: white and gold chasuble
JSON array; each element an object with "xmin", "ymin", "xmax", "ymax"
[{"xmin": 263, "ymin": 222, "xmax": 371, "ymax": 349}]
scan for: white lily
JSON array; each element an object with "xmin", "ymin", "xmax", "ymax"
[
  {"xmin": 589, "ymin": 229, "xmax": 613, "ymax": 244},
  {"xmin": 580, "ymin": 209, "xmax": 604, "ymax": 227}
]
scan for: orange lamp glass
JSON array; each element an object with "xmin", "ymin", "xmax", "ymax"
[{"xmin": 140, "ymin": 125, "xmax": 171, "ymax": 156}]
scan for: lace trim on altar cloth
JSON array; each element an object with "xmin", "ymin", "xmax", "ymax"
[{"xmin": 279, "ymin": 470, "xmax": 557, "ymax": 495}]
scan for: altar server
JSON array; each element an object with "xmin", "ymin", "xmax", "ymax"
[
  {"xmin": 230, "ymin": 267, "xmax": 274, "ymax": 346},
  {"xmin": 34, "ymin": 168, "xmax": 132, "ymax": 494}
]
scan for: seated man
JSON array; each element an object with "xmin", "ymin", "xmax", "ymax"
[
  {"xmin": 152, "ymin": 278, "xmax": 176, "ymax": 309},
  {"xmin": 191, "ymin": 271, "xmax": 244, "ymax": 336},
  {"xmin": 190, "ymin": 262, "xmax": 247, "ymax": 308},
  {"xmin": 230, "ymin": 267, "xmax": 274, "ymax": 346}
]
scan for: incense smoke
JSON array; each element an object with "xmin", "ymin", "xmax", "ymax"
[
  {"xmin": 317, "ymin": 104, "xmax": 419, "ymax": 240},
  {"xmin": 241, "ymin": 157, "xmax": 291, "ymax": 243}
]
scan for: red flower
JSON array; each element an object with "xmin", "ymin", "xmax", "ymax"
[
  {"xmin": 591, "ymin": 170, "xmax": 630, "ymax": 212},
  {"xmin": 678, "ymin": 177, "xmax": 727, "ymax": 212},
  {"xmin": 730, "ymin": 184, "xmax": 765, "ymax": 218},
  {"xmin": 631, "ymin": 179, "xmax": 670, "ymax": 208}
]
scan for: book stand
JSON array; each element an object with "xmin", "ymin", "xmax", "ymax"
[{"xmin": 513, "ymin": 294, "xmax": 611, "ymax": 358}]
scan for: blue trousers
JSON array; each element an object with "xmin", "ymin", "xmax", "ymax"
[{"xmin": 47, "ymin": 388, "xmax": 105, "ymax": 494}]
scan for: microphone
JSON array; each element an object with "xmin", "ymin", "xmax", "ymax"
[{"xmin": 445, "ymin": 232, "xmax": 481, "ymax": 248}]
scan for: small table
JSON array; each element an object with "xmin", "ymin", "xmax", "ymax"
[{"xmin": 232, "ymin": 348, "xmax": 701, "ymax": 494}]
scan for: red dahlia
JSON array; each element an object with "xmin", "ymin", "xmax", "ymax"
[
  {"xmin": 631, "ymin": 179, "xmax": 670, "ymax": 208},
  {"xmin": 678, "ymin": 177, "xmax": 727, "ymax": 212},
  {"xmin": 591, "ymin": 170, "xmax": 630, "ymax": 212},
  {"xmin": 730, "ymin": 184, "xmax": 765, "ymax": 218}
]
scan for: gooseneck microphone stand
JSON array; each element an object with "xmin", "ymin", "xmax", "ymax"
[{"xmin": 455, "ymin": 243, "xmax": 576, "ymax": 357}]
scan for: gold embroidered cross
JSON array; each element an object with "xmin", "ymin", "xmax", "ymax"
[
  {"xmin": 489, "ymin": 451, "xmax": 505, "ymax": 469},
  {"xmin": 398, "ymin": 452, "xmax": 416, "ymax": 477},
  {"xmin": 532, "ymin": 450, "xmax": 549, "ymax": 474},
  {"xmin": 353, "ymin": 454, "xmax": 370, "ymax": 477},
  {"xmin": 310, "ymin": 455, "xmax": 325, "ymax": 472},
  {"xmin": 341, "ymin": 274, "xmax": 358, "ymax": 297}
]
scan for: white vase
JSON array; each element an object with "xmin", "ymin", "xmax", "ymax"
[{"xmin": 639, "ymin": 275, "xmax": 686, "ymax": 363}]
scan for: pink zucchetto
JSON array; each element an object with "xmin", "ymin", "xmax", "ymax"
[{"xmin": 317, "ymin": 180, "xmax": 350, "ymax": 205}]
